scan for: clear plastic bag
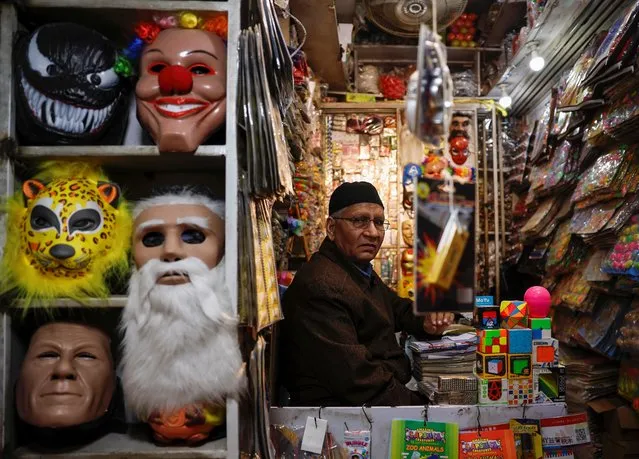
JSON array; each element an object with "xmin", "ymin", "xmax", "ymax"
[{"xmin": 358, "ymin": 65, "xmax": 380, "ymax": 94}]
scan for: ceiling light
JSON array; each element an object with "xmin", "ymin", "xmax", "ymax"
[
  {"xmin": 528, "ymin": 44, "xmax": 545, "ymax": 72},
  {"xmin": 498, "ymin": 85, "xmax": 512, "ymax": 109}
]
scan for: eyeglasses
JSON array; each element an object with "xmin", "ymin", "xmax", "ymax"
[{"xmin": 332, "ymin": 216, "xmax": 390, "ymax": 231}]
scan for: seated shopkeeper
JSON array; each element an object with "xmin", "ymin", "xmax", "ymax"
[{"xmin": 280, "ymin": 182, "xmax": 454, "ymax": 407}]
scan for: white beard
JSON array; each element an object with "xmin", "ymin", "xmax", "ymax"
[{"xmin": 120, "ymin": 257, "xmax": 243, "ymax": 419}]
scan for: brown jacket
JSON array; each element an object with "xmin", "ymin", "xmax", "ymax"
[{"xmin": 280, "ymin": 238, "xmax": 431, "ymax": 406}]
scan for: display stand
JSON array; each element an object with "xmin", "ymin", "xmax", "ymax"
[
  {"xmin": 0, "ymin": 1, "xmax": 241, "ymax": 457},
  {"xmin": 271, "ymin": 403, "xmax": 567, "ymax": 457}
]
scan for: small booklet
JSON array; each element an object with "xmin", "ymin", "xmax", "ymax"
[
  {"xmin": 459, "ymin": 429, "xmax": 517, "ymax": 458},
  {"xmin": 389, "ymin": 419, "xmax": 459, "ymax": 459}
]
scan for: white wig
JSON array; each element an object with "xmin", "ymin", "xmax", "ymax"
[{"xmin": 133, "ymin": 187, "xmax": 225, "ymax": 221}]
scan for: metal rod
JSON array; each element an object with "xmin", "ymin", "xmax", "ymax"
[
  {"xmin": 498, "ymin": 119, "xmax": 507, "ymax": 259},
  {"xmin": 491, "ymin": 106, "xmax": 500, "ymax": 304}
]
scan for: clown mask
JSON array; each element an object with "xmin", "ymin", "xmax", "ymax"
[{"xmin": 135, "ymin": 28, "xmax": 227, "ymax": 153}]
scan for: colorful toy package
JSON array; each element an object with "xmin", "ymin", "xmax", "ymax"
[
  {"xmin": 459, "ymin": 429, "xmax": 516, "ymax": 458},
  {"xmin": 389, "ymin": 419, "xmax": 459, "ymax": 459},
  {"xmin": 602, "ymin": 214, "xmax": 639, "ymax": 279}
]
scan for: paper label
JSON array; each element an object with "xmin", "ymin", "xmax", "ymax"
[
  {"xmin": 476, "ymin": 296, "xmax": 494, "ymax": 305},
  {"xmin": 540, "ymin": 413, "xmax": 590, "ymax": 447},
  {"xmin": 301, "ymin": 416, "xmax": 328, "ymax": 454}
]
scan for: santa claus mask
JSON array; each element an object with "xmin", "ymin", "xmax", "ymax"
[
  {"xmin": 120, "ymin": 188, "xmax": 242, "ymax": 443},
  {"xmin": 135, "ymin": 28, "xmax": 227, "ymax": 153}
]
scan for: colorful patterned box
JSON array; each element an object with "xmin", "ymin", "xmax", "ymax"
[
  {"xmin": 508, "ymin": 354, "xmax": 532, "ymax": 379},
  {"xmin": 476, "ymin": 352, "xmax": 507, "ymax": 379},
  {"xmin": 529, "ymin": 317, "xmax": 552, "ymax": 339},
  {"xmin": 533, "ymin": 365, "xmax": 566, "ymax": 403},
  {"xmin": 479, "ymin": 329, "xmax": 508, "ymax": 354},
  {"xmin": 500, "ymin": 300, "xmax": 528, "ymax": 329},
  {"xmin": 478, "ymin": 377, "xmax": 508, "ymax": 405},
  {"xmin": 532, "ymin": 338, "xmax": 559, "ymax": 367},
  {"xmin": 508, "ymin": 328, "xmax": 533, "ymax": 354},
  {"xmin": 474, "ymin": 304, "xmax": 501, "ymax": 329},
  {"xmin": 508, "ymin": 377, "xmax": 534, "ymax": 406}
]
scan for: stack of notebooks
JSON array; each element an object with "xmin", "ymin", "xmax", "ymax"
[{"xmin": 410, "ymin": 331, "xmax": 478, "ymax": 404}]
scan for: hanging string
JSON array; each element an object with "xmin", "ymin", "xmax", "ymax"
[
  {"xmin": 289, "ymin": 13, "xmax": 307, "ymax": 58},
  {"xmin": 476, "ymin": 406, "xmax": 483, "ymax": 437},
  {"xmin": 422, "ymin": 405, "xmax": 429, "ymax": 427},
  {"xmin": 315, "ymin": 405, "xmax": 324, "ymax": 428},
  {"xmin": 361, "ymin": 405, "xmax": 373, "ymax": 429},
  {"xmin": 522, "ymin": 400, "xmax": 528, "ymax": 420}
]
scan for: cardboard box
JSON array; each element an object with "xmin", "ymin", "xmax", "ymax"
[
  {"xmin": 476, "ymin": 352, "xmax": 507, "ymax": 379},
  {"xmin": 532, "ymin": 338, "xmax": 559, "ymax": 367},
  {"xmin": 478, "ymin": 329, "xmax": 508, "ymax": 354},
  {"xmin": 602, "ymin": 433, "xmax": 639, "ymax": 458},
  {"xmin": 588, "ymin": 397, "xmax": 639, "ymax": 442},
  {"xmin": 478, "ymin": 377, "xmax": 508, "ymax": 405},
  {"xmin": 508, "ymin": 328, "xmax": 533, "ymax": 354},
  {"xmin": 533, "ymin": 365, "xmax": 566, "ymax": 403}
]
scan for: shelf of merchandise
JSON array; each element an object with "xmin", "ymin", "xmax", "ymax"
[
  {"xmin": 0, "ymin": 0, "xmax": 241, "ymax": 457},
  {"xmin": 270, "ymin": 403, "xmax": 568, "ymax": 458},
  {"xmin": 14, "ymin": 297, "xmax": 127, "ymax": 308},
  {"xmin": 486, "ymin": 0, "xmax": 628, "ymax": 115},
  {"xmin": 352, "ymin": 44, "xmax": 502, "ymax": 97},
  {"xmin": 19, "ymin": 145, "xmax": 226, "ymax": 157},
  {"xmin": 13, "ymin": 427, "xmax": 227, "ymax": 458}
]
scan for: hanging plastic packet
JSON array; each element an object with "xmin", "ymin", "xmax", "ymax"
[
  {"xmin": 343, "ymin": 429, "xmax": 371, "ymax": 458},
  {"xmin": 426, "ymin": 174, "xmax": 470, "ymax": 291}
]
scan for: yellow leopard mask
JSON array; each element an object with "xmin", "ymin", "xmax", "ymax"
[{"xmin": 1, "ymin": 162, "xmax": 132, "ymax": 306}]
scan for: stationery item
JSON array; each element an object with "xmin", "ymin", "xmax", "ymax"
[
  {"xmin": 459, "ymin": 429, "xmax": 517, "ymax": 458},
  {"xmin": 344, "ymin": 429, "xmax": 371, "ymax": 458},
  {"xmin": 389, "ymin": 419, "xmax": 459, "ymax": 459}
]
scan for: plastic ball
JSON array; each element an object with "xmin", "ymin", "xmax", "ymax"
[
  {"xmin": 469, "ymin": 41, "xmax": 478, "ymax": 48},
  {"xmin": 452, "ymin": 40, "xmax": 461, "ymax": 47},
  {"xmin": 464, "ymin": 33, "xmax": 474, "ymax": 41},
  {"xmin": 447, "ymin": 32, "xmax": 456, "ymax": 42},
  {"xmin": 461, "ymin": 13, "xmax": 468, "ymax": 20},
  {"xmin": 469, "ymin": 13, "xmax": 478, "ymax": 21},
  {"xmin": 461, "ymin": 41, "xmax": 469, "ymax": 47},
  {"xmin": 468, "ymin": 27, "xmax": 477, "ymax": 35},
  {"xmin": 450, "ymin": 136, "xmax": 469, "ymax": 151},
  {"xmin": 451, "ymin": 26, "xmax": 460, "ymax": 33},
  {"xmin": 524, "ymin": 286, "xmax": 551, "ymax": 318},
  {"xmin": 460, "ymin": 27, "xmax": 468, "ymax": 34}
]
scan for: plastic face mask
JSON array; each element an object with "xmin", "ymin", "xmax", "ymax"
[{"xmin": 135, "ymin": 28, "xmax": 227, "ymax": 153}]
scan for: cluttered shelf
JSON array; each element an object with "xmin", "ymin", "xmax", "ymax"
[{"xmin": 13, "ymin": 426, "xmax": 227, "ymax": 458}]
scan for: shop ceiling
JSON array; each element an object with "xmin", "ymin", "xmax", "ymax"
[{"xmin": 292, "ymin": 0, "xmax": 629, "ymax": 113}]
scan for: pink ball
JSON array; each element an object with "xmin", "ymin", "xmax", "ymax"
[{"xmin": 524, "ymin": 286, "xmax": 551, "ymax": 318}]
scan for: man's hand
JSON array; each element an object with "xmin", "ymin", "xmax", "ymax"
[{"xmin": 423, "ymin": 312, "xmax": 455, "ymax": 336}]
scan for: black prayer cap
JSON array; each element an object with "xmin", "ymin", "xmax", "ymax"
[{"xmin": 328, "ymin": 181, "xmax": 384, "ymax": 216}]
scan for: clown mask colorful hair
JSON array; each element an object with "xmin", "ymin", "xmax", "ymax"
[
  {"xmin": 15, "ymin": 23, "xmax": 129, "ymax": 146},
  {"xmin": 0, "ymin": 162, "xmax": 132, "ymax": 307},
  {"xmin": 131, "ymin": 14, "xmax": 228, "ymax": 153}
]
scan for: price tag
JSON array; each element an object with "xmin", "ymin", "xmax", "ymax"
[{"xmin": 300, "ymin": 416, "xmax": 328, "ymax": 454}]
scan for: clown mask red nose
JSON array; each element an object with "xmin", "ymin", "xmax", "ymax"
[{"xmin": 135, "ymin": 28, "xmax": 227, "ymax": 153}]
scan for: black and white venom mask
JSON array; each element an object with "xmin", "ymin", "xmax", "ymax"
[{"xmin": 15, "ymin": 23, "xmax": 129, "ymax": 145}]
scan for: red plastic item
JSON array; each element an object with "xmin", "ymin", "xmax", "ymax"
[{"xmin": 524, "ymin": 286, "xmax": 552, "ymax": 318}]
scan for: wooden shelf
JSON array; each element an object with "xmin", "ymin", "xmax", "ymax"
[
  {"xmin": 13, "ymin": 296, "xmax": 127, "ymax": 308},
  {"xmin": 22, "ymin": 0, "xmax": 229, "ymax": 10},
  {"xmin": 13, "ymin": 426, "xmax": 226, "ymax": 458},
  {"xmin": 354, "ymin": 44, "xmax": 502, "ymax": 65}
]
